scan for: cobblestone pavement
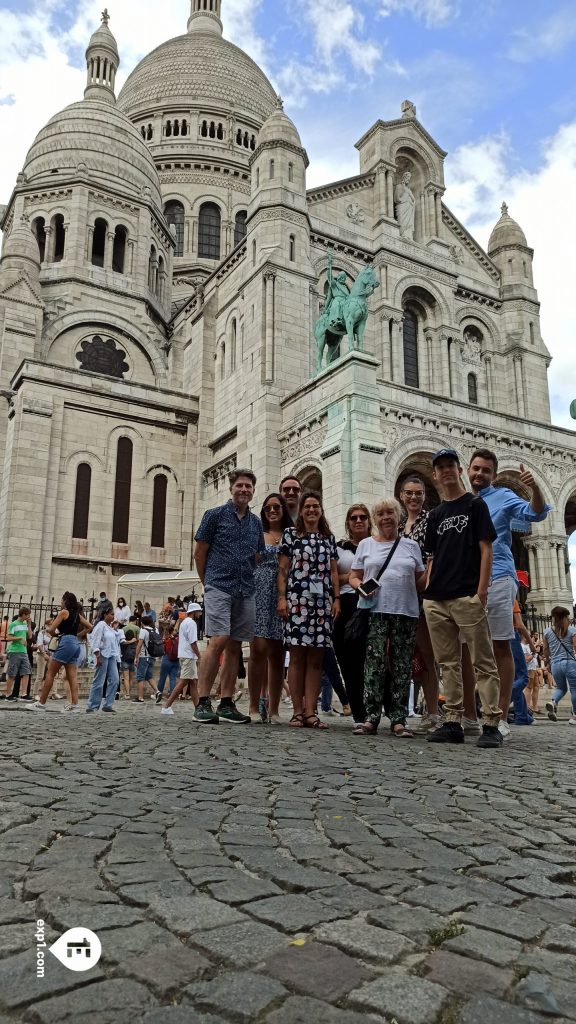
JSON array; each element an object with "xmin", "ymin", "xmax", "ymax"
[{"xmin": 0, "ymin": 703, "xmax": 575, "ymax": 1024}]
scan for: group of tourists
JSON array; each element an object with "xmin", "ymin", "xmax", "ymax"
[{"xmin": 7, "ymin": 449, "xmax": 576, "ymax": 739}]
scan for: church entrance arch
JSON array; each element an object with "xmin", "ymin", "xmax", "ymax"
[
  {"xmin": 394, "ymin": 452, "xmax": 440, "ymax": 511},
  {"xmin": 298, "ymin": 465, "xmax": 322, "ymax": 497}
]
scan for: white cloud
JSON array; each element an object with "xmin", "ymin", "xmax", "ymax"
[
  {"xmin": 508, "ymin": 8, "xmax": 576, "ymax": 63},
  {"xmin": 379, "ymin": 0, "xmax": 459, "ymax": 27}
]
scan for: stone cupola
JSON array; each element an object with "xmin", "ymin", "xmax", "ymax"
[
  {"xmin": 84, "ymin": 8, "xmax": 120, "ymax": 104},
  {"xmin": 187, "ymin": 0, "xmax": 223, "ymax": 36}
]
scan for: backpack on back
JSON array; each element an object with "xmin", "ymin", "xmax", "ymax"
[
  {"xmin": 165, "ymin": 634, "xmax": 179, "ymax": 662},
  {"xmin": 145, "ymin": 628, "xmax": 165, "ymax": 659}
]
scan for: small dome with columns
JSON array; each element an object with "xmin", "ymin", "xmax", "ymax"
[
  {"xmin": 257, "ymin": 99, "xmax": 303, "ymax": 150},
  {"xmin": 84, "ymin": 8, "xmax": 119, "ymax": 103},
  {"xmin": 1, "ymin": 215, "xmax": 41, "ymax": 278},
  {"xmin": 488, "ymin": 202, "xmax": 528, "ymax": 253}
]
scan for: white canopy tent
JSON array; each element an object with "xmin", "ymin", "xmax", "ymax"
[{"xmin": 116, "ymin": 571, "xmax": 202, "ymax": 608}]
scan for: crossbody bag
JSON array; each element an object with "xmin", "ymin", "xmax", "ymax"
[{"xmin": 343, "ymin": 538, "xmax": 401, "ymax": 644}]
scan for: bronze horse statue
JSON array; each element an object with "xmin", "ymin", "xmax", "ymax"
[{"xmin": 314, "ymin": 264, "xmax": 379, "ymax": 373}]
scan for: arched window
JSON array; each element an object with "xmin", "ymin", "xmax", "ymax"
[
  {"xmin": 148, "ymin": 245, "xmax": 158, "ymax": 292},
  {"xmin": 243, "ymin": 131, "xmax": 249, "ymax": 148},
  {"xmin": 270, "ymin": 159, "xmax": 275, "ymax": 179},
  {"xmin": 146, "ymin": 124, "xmax": 153, "ymax": 140},
  {"xmin": 529, "ymin": 321, "xmax": 535, "ymax": 345},
  {"xmin": 91, "ymin": 218, "xmax": 107, "ymax": 267},
  {"xmin": 234, "ymin": 211, "xmax": 247, "ymax": 246},
  {"xmin": 181, "ymin": 119, "xmax": 188, "ymax": 136},
  {"xmin": 468, "ymin": 372, "xmax": 478, "ymax": 405},
  {"xmin": 217, "ymin": 123, "xmax": 224, "ymax": 140},
  {"xmin": 403, "ymin": 309, "xmax": 419, "ymax": 388},
  {"xmin": 112, "ymin": 437, "xmax": 133, "ymax": 544},
  {"xmin": 173, "ymin": 119, "xmax": 180, "ymax": 137},
  {"xmin": 165, "ymin": 120, "xmax": 172, "ymax": 137},
  {"xmin": 250, "ymin": 135, "xmax": 256, "ymax": 150},
  {"xmin": 230, "ymin": 318, "xmax": 237, "ymax": 372},
  {"xmin": 157, "ymin": 255, "xmax": 165, "ymax": 300},
  {"xmin": 141, "ymin": 126, "xmax": 146, "ymax": 138},
  {"xmin": 151, "ymin": 474, "xmax": 167, "ymax": 548},
  {"xmin": 289, "ymin": 235, "xmax": 296, "ymax": 262},
  {"xmin": 112, "ymin": 225, "xmax": 127, "ymax": 273},
  {"xmin": 209, "ymin": 121, "xmax": 216, "ymax": 139},
  {"xmin": 236, "ymin": 128, "xmax": 242, "ymax": 145},
  {"xmin": 72, "ymin": 463, "xmax": 91, "ymax": 539},
  {"xmin": 201, "ymin": 120, "xmax": 208, "ymax": 138},
  {"xmin": 220, "ymin": 342, "xmax": 226, "ymax": 380},
  {"xmin": 252, "ymin": 239, "xmax": 257, "ymax": 266},
  {"xmin": 288, "ymin": 162, "xmax": 294, "ymax": 182},
  {"xmin": 256, "ymin": 167, "xmax": 260, "ymax": 188},
  {"xmin": 52, "ymin": 215, "xmax": 65, "ymax": 262},
  {"xmin": 198, "ymin": 202, "xmax": 221, "ymax": 259},
  {"xmin": 32, "ymin": 217, "xmax": 46, "ymax": 262},
  {"xmin": 164, "ymin": 200, "xmax": 185, "ymax": 257}
]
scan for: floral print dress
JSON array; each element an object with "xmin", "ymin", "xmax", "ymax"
[{"xmin": 280, "ymin": 528, "xmax": 338, "ymax": 648}]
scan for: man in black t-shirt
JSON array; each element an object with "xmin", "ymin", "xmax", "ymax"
[{"xmin": 423, "ymin": 449, "xmax": 502, "ymax": 748}]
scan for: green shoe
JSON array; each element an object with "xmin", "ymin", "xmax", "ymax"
[
  {"xmin": 216, "ymin": 700, "xmax": 251, "ymax": 725},
  {"xmin": 193, "ymin": 699, "xmax": 219, "ymax": 724}
]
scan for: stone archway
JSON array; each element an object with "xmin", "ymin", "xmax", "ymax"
[
  {"xmin": 394, "ymin": 452, "xmax": 440, "ymax": 511},
  {"xmin": 298, "ymin": 465, "xmax": 322, "ymax": 497}
]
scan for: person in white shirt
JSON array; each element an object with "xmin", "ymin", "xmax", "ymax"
[
  {"xmin": 160, "ymin": 603, "xmax": 202, "ymax": 717},
  {"xmin": 33, "ymin": 626, "xmax": 50, "ymax": 697},
  {"xmin": 86, "ymin": 608, "xmax": 124, "ymax": 712},
  {"xmin": 114, "ymin": 598, "xmax": 131, "ymax": 625}
]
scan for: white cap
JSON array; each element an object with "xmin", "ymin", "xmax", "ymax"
[{"xmin": 186, "ymin": 602, "xmax": 202, "ymax": 613}]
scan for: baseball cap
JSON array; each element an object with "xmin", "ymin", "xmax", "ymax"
[
  {"xmin": 186, "ymin": 602, "xmax": 202, "ymax": 613},
  {"xmin": 432, "ymin": 448, "xmax": 460, "ymax": 466}
]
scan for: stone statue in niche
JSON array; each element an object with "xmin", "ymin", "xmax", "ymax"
[
  {"xmin": 394, "ymin": 171, "xmax": 416, "ymax": 240},
  {"xmin": 76, "ymin": 335, "xmax": 129, "ymax": 378},
  {"xmin": 462, "ymin": 328, "xmax": 482, "ymax": 363}
]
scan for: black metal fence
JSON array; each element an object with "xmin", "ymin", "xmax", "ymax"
[{"xmin": 0, "ymin": 594, "xmax": 98, "ymax": 630}]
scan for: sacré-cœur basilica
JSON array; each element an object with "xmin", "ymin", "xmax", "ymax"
[{"xmin": 0, "ymin": 0, "xmax": 574, "ymax": 610}]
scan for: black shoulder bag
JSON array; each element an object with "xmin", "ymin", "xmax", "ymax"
[{"xmin": 343, "ymin": 537, "xmax": 401, "ymax": 644}]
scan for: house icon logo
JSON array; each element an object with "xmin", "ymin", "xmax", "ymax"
[{"xmin": 49, "ymin": 928, "xmax": 101, "ymax": 972}]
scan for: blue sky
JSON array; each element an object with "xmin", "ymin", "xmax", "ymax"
[{"xmin": 1, "ymin": 0, "xmax": 576, "ymax": 583}]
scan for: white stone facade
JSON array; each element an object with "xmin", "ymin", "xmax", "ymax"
[{"xmin": 0, "ymin": 2, "xmax": 574, "ymax": 611}]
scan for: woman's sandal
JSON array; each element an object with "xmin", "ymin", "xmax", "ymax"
[
  {"xmin": 392, "ymin": 724, "xmax": 414, "ymax": 738},
  {"xmin": 303, "ymin": 714, "xmax": 329, "ymax": 730},
  {"xmin": 360, "ymin": 721, "xmax": 378, "ymax": 735},
  {"xmin": 289, "ymin": 714, "xmax": 304, "ymax": 727}
]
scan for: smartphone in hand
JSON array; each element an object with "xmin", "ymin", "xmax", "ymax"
[{"xmin": 358, "ymin": 578, "xmax": 381, "ymax": 600}]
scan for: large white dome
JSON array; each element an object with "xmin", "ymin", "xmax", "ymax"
[{"xmin": 118, "ymin": 32, "xmax": 277, "ymax": 125}]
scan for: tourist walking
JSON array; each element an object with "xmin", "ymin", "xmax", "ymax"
[
  {"xmin": 155, "ymin": 622, "xmax": 181, "ymax": 703},
  {"xmin": 193, "ymin": 468, "xmax": 265, "ymax": 725},
  {"xmin": 467, "ymin": 449, "xmax": 550, "ymax": 735},
  {"xmin": 86, "ymin": 607, "xmax": 123, "ymax": 712},
  {"xmin": 249, "ymin": 493, "xmax": 292, "ymax": 724},
  {"xmin": 161, "ymin": 603, "xmax": 202, "ymax": 715},
  {"xmin": 4, "ymin": 607, "xmax": 32, "ymax": 702},
  {"xmin": 277, "ymin": 492, "xmax": 340, "ymax": 729},
  {"xmin": 398, "ymin": 474, "xmax": 441, "ymax": 732},
  {"xmin": 332, "ymin": 504, "xmax": 373, "ymax": 726},
  {"xmin": 27, "ymin": 593, "xmax": 92, "ymax": 712},
  {"xmin": 543, "ymin": 606, "xmax": 576, "ymax": 724},
  {"xmin": 119, "ymin": 616, "xmax": 139, "ymax": 698},
  {"xmin": 423, "ymin": 449, "xmax": 503, "ymax": 748},
  {"xmin": 349, "ymin": 499, "xmax": 425, "ymax": 737},
  {"xmin": 133, "ymin": 615, "xmax": 161, "ymax": 702}
]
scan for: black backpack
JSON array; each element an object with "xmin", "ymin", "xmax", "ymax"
[{"xmin": 145, "ymin": 628, "xmax": 165, "ymax": 659}]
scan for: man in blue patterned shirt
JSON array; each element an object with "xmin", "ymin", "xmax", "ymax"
[{"xmin": 193, "ymin": 468, "xmax": 265, "ymax": 724}]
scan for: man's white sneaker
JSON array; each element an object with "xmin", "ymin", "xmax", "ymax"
[
  {"xmin": 25, "ymin": 701, "xmax": 47, "ymax": 711},
  {"xmin": 416, "ymin": 714, "xmax": 441, "ymax": 733},
  {"xmin": 61, "ymin": 704, "xmax": 82, "ymax": 713},
  {"xmin": 568, "ymin": 718, "xmax": 576, "ymax": 726},
  {"xmin": 498, "ymin": 721, "xmax": 511, "ymax": 739},
  {"xmin": 161, "ymin": 707, "xmax": 175, "ymax": 716},
  {"xmin": 462, "ymin": 716, "xmax": 481, "ymax": 736}
]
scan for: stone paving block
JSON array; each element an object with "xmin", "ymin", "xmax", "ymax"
[
  {"xmin": 99, "ymin": 921, "xmax": 182, "ymax": 962},
  {"xmin": 41, "ymin": 899, "xmax": 145, "ymax": 933},
  {"xmin": 542, "ymin": 924, "xmax": 576, "ymax": 954},
  {"xmin": 517, "ymin": 949, "xmax": 576, "ymax": 982},
  {"xmin": 183, "ymin": 971, "xmax": 287, "ymax": 1021},
  {"xmin": 348, "ymin": 971, "xmax": 450, "ymax": 1024},
  {"xmin": 120, "ymin": 945, "xmax": 212, "ymax": 997},
  {"xmin": 458, "ymin": 993, "xmax": 551, "ymax": 1024},
  {"xmin": 149, "ymin": 895, "xmax": 247, "ymax": 935},
  {"xmin": 23, "ymin": 978, "xmax": 157, "ymax": 1023},
  {"xmin": 0, "ymin": 923, "xmax": 36, "ymax": 958},
  {"xmin": 458, "ymin": 903, "xmax": 547, "ymax": 941},
  {"xmin": 444, "ymin": 925, "xmax": 522, "ymax": 966},
  {"xmin": 506, "ymin": 875, "xmax": 573, "ymax": 898},
  {"xmin": 209, "ymin": 874, "xmax": 283, "ymax": 904},
  {"xmin": 265, "ymin": 995, "xmax": 386, "ymax": 1023},
  {"xmin": 315, "ymin": 919, "xmax": 416, "ymax": 963},
  {"xmin": 246, "ymin": 894, "xmax": 341, "ymax": 932},
  {"xmin": 104, "ymin": 861, "xmax": 183, "ymax": 886},
  {"xmin": 0, "ymin": 948, "xmax": 105, "ymax": 1009},
  {"xmin": 315, "ymin": 883, "xmax": 391, "ymax": 914},
  {"xmin": 189, "ymin": 921, "xmax": 289, "ymax": 966},
  {"xmin": 0, "ymin": 898, "xmax": 31, "ymax": 924},
  {"xmin": 118, "ymin": 880, "xmax": 197, "ymax": 907},
  {"xmin": 525, "ymin": 898, "xmax": 576, "ymax": 924},
  {"xmin": 422, "ymin": 949, "xmax": 514, "ymax": 996},
  {"xmin": 367, "ymin": 902, "xmax": 444, "ymax": 941},
  {"xmin": 262, "ymin": 940, "xmax": 370, "ymax": 1001},
  {"xmin": 404, "ymin": 883, "xmax": 476, "ymax": 913},
  {"xmin": 523, "ymin": 974, "xmax": 576, "ymax": 1021},
  {"xmin": 142, "ymin": 1010, "xmax": 225, "ymax": 1024}
]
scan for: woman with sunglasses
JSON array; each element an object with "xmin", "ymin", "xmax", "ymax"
[
  {"xmin": 398, "ymin": 474, "xmax": 441, "ymax": 732},
  {"xmin": 278, "ymin": 492, "xmax": 340, "ymax": 729},
  {"xmin": 332, "ymin": 504, "xmax": 373, "ymax": 727},
  {"xmin": 250, "ymin": 493, "xmax": 293, "ymax": 723}
]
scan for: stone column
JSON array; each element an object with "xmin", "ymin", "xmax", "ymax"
[
  {"xmin": 448, "ymin": 339, "xmax": 459, "ymax": 399},
  {"xmin": 435, "ymin": 192, "xmax": 443, "ymax": 237},
  {"xmin": 419, "ymin": 192, "xmax": 426, "ymax": 239},
  {"xmin": 105, "ymin": 231, "xmax": 115, "ymax": 270},
  {"xmin": 526, "ymin": 544, "xmax": 538, "ymax": 591},
  {"xmin": 386, "ymin": 170, "xmax": 394, "ymax": 219},
  {"xmin": 484, "ymin": 355, "xmax": 493, "ymax": 407},
  {"xmin": 535, "ymin": 544, "xmax": 545, "ymax": 589},
  {"xmin": 513, "ymin": 354, "xmax": 525, "ymax": 417},
  {"xmin": 427, "ymin": 190, "xmax": 436, "ymax": 237},
  {"xmin": 440, "ymin": 334, "xmax": 450, "ymax": 395},
  {"xmin": 392, "ymin": 317, "xmax": 404, "ymax": 384},
  {"xmin": 380, "ymin": 315, "xmax": 391, "ymax": 380},
  {"xmin": 44, "ymin": 225, "xmax": 53, "ymax": 263},
  {"xmin": 419, "ymin": 328, "xmax": 429, "ymax": 391},
  {"xmin": 127, "ymin": 240, "xmax": 135, "ymax": 276},
  {"xmin": 556, "ymin": 542, "xmax": 566, "ymax": 590},
  {"xmin": 375, "ymin": 165, "xmax": 387, "ymax": 219},
  {"xmin": 263, "ymin": 270, "xmax": 275, "ymax": 384}
]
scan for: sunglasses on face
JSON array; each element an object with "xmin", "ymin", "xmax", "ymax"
[
  {"xmin": 282, "ymin": 486, "xmax": 300, "ymax": 493},
  {"xmin": 265, "ymin": 504, "xmax": 282, "ymax": 512},
  {"xmin": 349, "ymin": 514, "xmax": 368, "ymax": 521},
  {"xmin": 402, "ymin": 491, "xmax": 424, "ymax": 498},
  {"xmin": 303, "ymin": 505, "xmax": 321, "ymax": 512}
]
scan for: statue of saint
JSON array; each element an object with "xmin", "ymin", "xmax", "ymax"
[
  {"xmin": 394, "ymin": 171, "xmax": 416, "ymax": 240},
  {"xmin": 324, "ymin": 257, "xmax": 350, "ymax": 330}
]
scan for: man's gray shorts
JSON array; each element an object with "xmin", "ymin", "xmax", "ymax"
[
  {"xmin": 486, "ymin": 576, "xmax": 517, "ymax": 641},
  {"xmin": 204, "ymin": 586, "xmax": 256, "ymax": 642},
  {"xmin": 7, "ymin": 652, "xmax": 31, "ymax": 678}
]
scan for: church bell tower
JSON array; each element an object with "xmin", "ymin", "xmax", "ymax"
[{"xmin": 187, "ymin": 0, "xmax": 223, "ymax": 35}]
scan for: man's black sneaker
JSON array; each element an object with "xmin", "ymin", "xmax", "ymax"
[
  {"xmin": 193, "ymin": 699, "xmax": 219, "ymax": 724},
  {"xmin": 155, "ymin": 691, "xmax": 163, "ymax": 704},
  {"xmin": 476, "ymin": 725, "xmax": 503, "ymax": 748},
  {"xmin": 426, "ymin": 721, "xmax": 464, "ymax": 744},
  {"xmin": 217, "ymin": 700, "xmax": 251, "ymax": 725}
]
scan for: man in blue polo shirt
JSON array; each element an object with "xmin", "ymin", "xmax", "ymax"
[
  {"xmin": 193, "ymin": 468, "xmax": 265, "ymax": 725},
  {"xmin": 468, "ymin": 449, "xmax": 551, "ymax": 736}
]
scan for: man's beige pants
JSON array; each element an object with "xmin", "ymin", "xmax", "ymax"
[{"xmin": 423, "ymin": 595, "xmax": 502, "ymax": 726}]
